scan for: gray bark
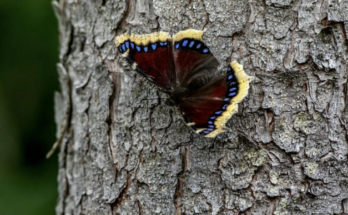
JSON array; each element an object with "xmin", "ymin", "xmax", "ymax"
[{"xmin": 53, "ymin": 0, "xmax": 348, "ymax": 214}]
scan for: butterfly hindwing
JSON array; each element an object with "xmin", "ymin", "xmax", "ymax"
[
  {"xmin": 179, "ymin": 61, "xmax": 250, "ymax": 138},
  {"xmin": 116, "ymin": 32, "xmax": 175, "ymax": 93}
]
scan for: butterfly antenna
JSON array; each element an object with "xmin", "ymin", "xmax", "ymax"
[
  {"xmin": 235, "ymin": 128, "xmax": 258, "ymax": 147},
  {"xmin": 141, "ymin": 98, "xmax": 158, "ymax": 101},
  {"xmin": 212, "ymin": 136, "xmax": 218, "ymax": 150},
  {"xmin": 141, "ymin": 97, "xmax": 167, "ymax": 102},
  {"xmin": 205, "ymin": 136, "xmax": 217, "ymax": 150}
]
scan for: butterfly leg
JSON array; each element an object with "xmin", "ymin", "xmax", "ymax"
[
  {"xmin": 205, "ymin": 136, "xmax": 219, "ymax": 151},
  {"xmin": 212, "ymin": 136, "xmax": 218, "ymax": 151}
]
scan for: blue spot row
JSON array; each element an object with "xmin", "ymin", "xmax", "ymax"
[
  {"xmin": 201, "ymin": 130, "xmax": 210, "ymax": 135},
  {"xmin": 152, "ymin": 44, "xmax": 157, "ymax": 50},
  {"xmin": 225, "ymin": 65, "xmax": 239, "ymax": 100},
  {"xmin": 229, "ymin": 92, "xmax": 237, "ymax": 97},
  {"xmin": 200, "ymin": 125, "xmax": 216, "ymax": 135},
  {"xmin": 200, "ymin": 66, "xmax": 241, "ymax": 136},
  {"xmin": 225, "ymin": 85, "xmax": 239, "ymax": 99},
  {"xmin": 200, "ymin": 101, "xmax": 234, "ymax": 136},
  {"xmin": 118, "ymin": 40, "xmax": 169, "ymax": 53},
  {"xmin": 215, "ymin": 110, "xmax": 223, "ymax": 115},
  {"xmin": 174, "ymin": 39, "xmax": 210, "ymax": 54},
  {"xmin": 183, "ymin": 40, "xmax": 188, "ymax": 46},
  {"xmin": 230, "ymin": 81, "xmax": 237, "ymax": 86}
]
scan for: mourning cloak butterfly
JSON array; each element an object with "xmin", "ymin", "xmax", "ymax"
[{"xmin": 116, "ymin": 29, "xmax": 251, "ymax": 137}]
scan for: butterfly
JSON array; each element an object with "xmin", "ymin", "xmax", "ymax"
[{"xmin": 115, "ymin": 29, "xmax": 251, "ymax": 138}]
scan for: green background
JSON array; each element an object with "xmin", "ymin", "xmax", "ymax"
[{"xmin": 0, "ymin": 0, "xmax": 58, "ymax": 214}]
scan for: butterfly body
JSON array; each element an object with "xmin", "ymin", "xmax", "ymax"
[
  {"xmin": 164, "ymin": 87, "xmax": 187, "ymax": 106},
  {"xmin": 116, "ymin": 29, "xmax": 251, "ymax": 138}
]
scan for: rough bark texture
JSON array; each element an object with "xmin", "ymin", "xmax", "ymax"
[{"xmin": 54, "ymin": 0, "xmax": 348, "ymax": 214}]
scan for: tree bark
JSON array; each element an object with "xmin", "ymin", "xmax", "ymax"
[{"xmin": 53, "ymin": 0, "xmax": 348, "ymax": 214}]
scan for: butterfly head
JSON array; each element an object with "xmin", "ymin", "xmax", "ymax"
[
  {"xmin": 165, "ymin": 87, "xmax": 188, "ymax": 106},
  {"xmin": 164, "ymin": 98, "xmax": 176, "ymax": 106}
]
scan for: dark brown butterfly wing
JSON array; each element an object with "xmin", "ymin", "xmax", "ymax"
[
  {"xmin": 172, "ymin": 29, "xmax": 220, "ymax": 88},
  {"xmin": 116, "ymin": 32, "xmax": 176, "ymax": 93},
  {"xmin": 179, "ymin": 61, "xmax": 250, "ymax": 137}
]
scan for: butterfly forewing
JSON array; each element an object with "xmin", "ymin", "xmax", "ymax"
[
  {"xmin": 172, "ymin": 29, "xmax": 220, "ymax": 88},
  {"xmin": 116, "ymin": 32, "xmax": 176, "ymax": 93}
]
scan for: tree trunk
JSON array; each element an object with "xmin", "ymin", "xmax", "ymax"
[{"xmin": 53, "ymin": 0, "xmax": 348, "ymax": 214}]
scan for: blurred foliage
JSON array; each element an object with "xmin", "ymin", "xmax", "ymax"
[{"xmin": 0, "ymin": 0, "xmax": 59, "ymax": 214}]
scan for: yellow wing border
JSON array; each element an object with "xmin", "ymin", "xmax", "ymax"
[{"xmin": 205, "ymin": 61, "xmax": 251, "ymax": 138}]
